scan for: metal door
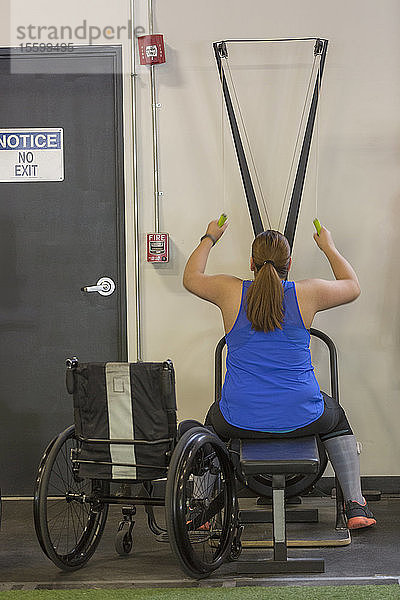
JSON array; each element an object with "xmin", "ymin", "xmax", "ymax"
[{"xmin": 0, "ymin": 47, "xmax": 127, "ymax": 494}]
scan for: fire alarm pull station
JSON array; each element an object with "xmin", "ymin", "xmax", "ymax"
[
  {"xmin": 147, "ymin": 233, "xmax": 169, "ymax": 263},
  {"xmin": 138, "ymin": 35, "xmax": 166, "ymax": 65}
]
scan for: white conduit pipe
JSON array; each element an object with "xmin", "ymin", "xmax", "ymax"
[
  {"xmin": 129, "ymin": 0, "xmax": 142, "ymax": 361},
  {"xmin": 148, "ymin": 0, "xmax": 161, "ymax": 233}
]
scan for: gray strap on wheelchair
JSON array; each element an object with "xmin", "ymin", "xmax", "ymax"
[{"xmin": 106, "ymin": 363, "xmax": 137, "ymax": 480}]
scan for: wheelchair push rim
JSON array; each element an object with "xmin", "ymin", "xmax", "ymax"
[
  {"xmin": 34, "ymin": 425, "xmax": 109, "ymax": 571},
  {"xmin": 166, "ymin": 428, "xmax": 237, "ymax": 579}
]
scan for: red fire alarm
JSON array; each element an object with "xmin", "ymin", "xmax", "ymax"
[
  {"xmin": 138, "ymin": 35, "xmax": 166, "ymax": 65},
  {"xmin": 147, "ymin": 233, "xmax": 169, "ymax": 262}
]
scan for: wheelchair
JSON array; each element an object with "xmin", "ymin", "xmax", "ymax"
[
  {"xmin": 33, "ymin": 358, "xmax": 237, "ymax": 578},
  {"xmin": 33, "ymin": 329, "xmax": 346, "ymax": 579}
]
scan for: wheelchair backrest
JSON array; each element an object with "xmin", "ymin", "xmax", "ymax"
[{"xmin": 66, "ymin": 359, "xmax": 177, "ymax": 481}]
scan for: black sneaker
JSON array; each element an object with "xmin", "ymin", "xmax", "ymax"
[{"xmin": 345, "ymin": 499, "xmax": 376, "ymax": 530}]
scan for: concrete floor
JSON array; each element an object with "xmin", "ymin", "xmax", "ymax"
[{"xmin": 0, "ymin": 496, "xmax": 399, "ymax": 590}]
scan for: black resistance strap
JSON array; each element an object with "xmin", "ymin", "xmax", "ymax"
[{"xmin": 214, "ymin": 37, "xmax": 328, "ymax": 249}]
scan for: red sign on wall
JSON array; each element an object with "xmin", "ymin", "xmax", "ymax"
[
  {"xmin": 147, "ymin": 233, "xmax": 169, "ymax": 262},
  {"xmin": 138, "ymin": 35, "xmax": 166, "ymax": 65}
]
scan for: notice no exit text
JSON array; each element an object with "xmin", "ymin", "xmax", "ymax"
[{"xmin": 15, "ymin": 151, "xmax": 38, "ymax": 177}]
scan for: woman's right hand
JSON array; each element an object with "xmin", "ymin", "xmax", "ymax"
[
  {"xmin": 205, "ymin": 218, "xmax": 229, "ymax": 243},
  {"xmin": 313, "ymin": 226, "xmax": 336, "ymax": 254}
]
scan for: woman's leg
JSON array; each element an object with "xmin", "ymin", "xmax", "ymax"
[
  {"xmin": 315, "ymin": 394, "xmax": 376, "ymax": 528},
  {"xmin": 206, "ymin": 397, "xmax": 376, "ymax": 528},
  {"xmin": 312, "ymin": 394, "xmax": 363, "ymax": 504}
]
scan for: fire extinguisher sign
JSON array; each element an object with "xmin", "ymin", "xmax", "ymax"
[{"xmin": 147, "ymin": 233, "xmax": 169, "ymax": 262}]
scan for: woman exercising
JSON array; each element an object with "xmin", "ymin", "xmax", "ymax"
[{"xmin": 183, "ymin": 219, "xmax": 375, "ymax": 530}]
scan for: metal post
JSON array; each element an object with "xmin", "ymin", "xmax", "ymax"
[
  {"xmin": 310, "ymin": 327, "xmax": 339, "ymax": 402},
  {"xmin": 148, "ymin": 0, "xmax": 160, "ymax": 233},
  {"xmin": 272, "ymin": 474, "xmax": 287, "ymax": 561},
  {"xmin": 130, "ymin": 0, "xmax": 142, "ymax": 361},
  {"xmin": 214, "ymin": 336, "xmax": 226, "ymax": 402}
]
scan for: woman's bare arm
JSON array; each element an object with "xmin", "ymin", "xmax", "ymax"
[
  {"xmin": 311, "ymin": 226, "xmax": 361, "ymax": 311},
  {"xmin": 183, "ymin": 219, "xmax": 238, "ymax": 306},
  {"xmin": 296, "ymin": 226, "xmax": 361, "ymax": 327}
]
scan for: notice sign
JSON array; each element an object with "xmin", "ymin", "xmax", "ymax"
[{"xmin": 0, "ymin": 128, "xmax": 64, "ymax": 182}]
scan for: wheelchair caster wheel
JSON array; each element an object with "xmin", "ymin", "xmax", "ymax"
[
  {"xmin": 228, "ymin": 526, "xmax": 243, "ymax": 561},
  {"xmin": 115, "ymin": 524, "xmax": 133, "ymax": 555},
  {"xmin": 228, "ymin": 539, "xmax": 242, "ymax": 561}
]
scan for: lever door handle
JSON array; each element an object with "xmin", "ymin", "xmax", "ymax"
[
  {"xmin": 83, "ymin": 284, "xmax": 103, "ymax": 293},
  {"xmin": 81, "ymin": 277, "xmax": 116, "ymax": 296}
]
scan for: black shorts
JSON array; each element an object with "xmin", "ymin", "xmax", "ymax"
[{"xmin": 205, "ymin": 392, "xmax": 353, "ymax": 442}]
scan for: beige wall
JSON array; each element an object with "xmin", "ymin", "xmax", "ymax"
[{"xmin": 4, "ymin": 0, "xmax": 400, "ymax": 476}]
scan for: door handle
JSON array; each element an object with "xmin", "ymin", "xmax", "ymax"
[{"xmin": 81, "ymin": 277, "xmax": 116, "ymax": 296}]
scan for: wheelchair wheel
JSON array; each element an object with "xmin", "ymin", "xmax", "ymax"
[
  {"xmin": 237, "ymin": 438, "xmax": 328, "ymax": 499},
  {"xmin": 34, "ymin": 425, "xmax": 109, "ymax": 571},
  {"xmin": 166, "ymin": 428, "xmax": 237, "ymax": 579},
  {"xmin": 115, "ymin": 524, "xmax": 134, "ymax": 555}
]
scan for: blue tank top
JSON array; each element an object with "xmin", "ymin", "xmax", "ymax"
[{"xmin": 219, "ymin": 280, "xmax": 323, "ymax": 432}]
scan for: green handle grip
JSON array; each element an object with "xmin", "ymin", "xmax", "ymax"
[
  {"xmin": 313, "ymin": 218, "xmax": 322, "ymax": 236},
  {"xmin": 218, "ymin": 213, "xmax": 227, "ymax": 227}
]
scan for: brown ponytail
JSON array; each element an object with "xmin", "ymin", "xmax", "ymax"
[{"xmin": 246, "ymin": 230, "xmax": 291, "ymax": 333}]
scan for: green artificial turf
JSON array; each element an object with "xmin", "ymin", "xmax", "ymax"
[{"xmin": 0, "ymin": 585, "xmax": 399, "ymax": 600}]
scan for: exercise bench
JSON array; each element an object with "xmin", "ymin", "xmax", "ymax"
[
  {"xmin": 236, "ymin": 435, "xmax": 325, "ymax": 574},
  {"xmin": 214, "ymin": 329, "xmax": 351, "ymax": 575}
]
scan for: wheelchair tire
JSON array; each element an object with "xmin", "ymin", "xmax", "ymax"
[
  {"xmin": 34, "ymin": 425, "xmax": 109, "ymax": 571},
  {"xmin": 237, "ymin": 438, "xmax": 328, "ymax": 499},
  {"xmin": 166, "ymin": 427, "xmax": 237, "ymax": 579}
]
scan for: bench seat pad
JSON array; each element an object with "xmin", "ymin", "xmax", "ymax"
[{"xmin": 240, "ymin": 436, "xmax": 320, "ymax": 475}]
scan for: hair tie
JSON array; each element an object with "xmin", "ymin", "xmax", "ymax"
[
  {"xmin": 254, "ymin": 259, "xmax": 276, "ymax": 271},
  {"xmin": 263, "ymin": 259, "xmax": 276, "ymax": 268}
]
